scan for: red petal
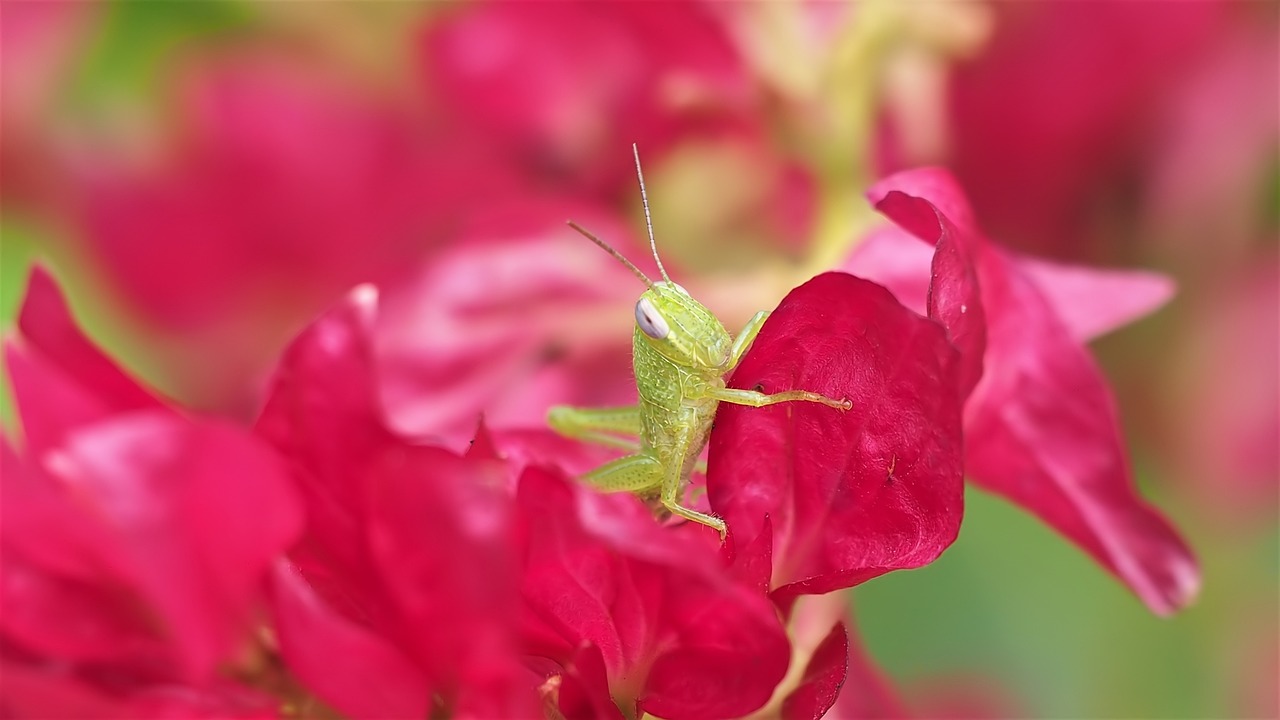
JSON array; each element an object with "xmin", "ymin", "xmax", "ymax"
[
  {"xmin": 269, "ymin": 560, "xmax": 430, "ymax": 720},
  {"xmin": 708, "ymin": 273, "xmax": 964, "ymax": 601},
  {"xmin": 516, "ymin": 468, "xmax": 790, "ymax": 720},
  {"xmin": 555, "ymin": 644, "xmax": 626, "ymax": 720},
  {"xmin": 781, "ymin": 622, "xmax": 848, "ymax": 720},
  {"xmin": 828, "ymin": 621, "xmax": 911, "ymax": 719}
]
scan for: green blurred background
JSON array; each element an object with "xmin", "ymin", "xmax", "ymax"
[{"xmin": 2, "ymin": 2, "xmax": 1276, "ymax": 718}]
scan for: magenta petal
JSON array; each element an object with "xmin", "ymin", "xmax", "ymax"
[
  {"xmin": 555, "ymin": 644, "xmax": 626, "ymax": 720},
  {"xmin": 873, "ymin": 191, "xmax": 987, "ymax": 400},
  {"xmin": 256, "ymin": 284, "xmax": 388, "ymax": 482},
  {"xmin": 269, "ymin": 560, "xmax": 430, "ymax": 720},
  {"xmin": 257, "ymin": 288, "xmax": 534, "ymax": 714},
  {"xmin": 255, "ymin": 285, "xmax": 393, "ymax": 610},
  {"xmin": 363, "ymin": 447, "xmax": 532, "ymax": 718},
  {"xmin": 0, "ymin": 659, "xmax": 276, "ymax": 720},
  {"xmin": 1016, "ymin": 256, "xmax": 1176, "ymax": 342},
  {"xmin": 966, "ymin": 249, "xmax": 1199, "ymax": 614},
  {"xmin": 829, "ymin": 622, "xmax": 911, "ymax": 719},
  {"xmin": 781, "ymin": 622, "xmax": 848, "ymax": 720},
  {"xmin": 708, "ymin": 273, "xmax": 964, "ymax": 600},
  {"xmin": 0, "ymin": 438, "xmax": 119, "ymax": 581},
  {"xmin": 50, "ymin": 412, "xmax": 302, "ymax": 681},
  {"xmin": 867, "ymin": 167, "xmax": 1198, "ymax": 614},
  {"xmin": 16, "ymin": 267, "xmax": 160, "ymax": 412},
  {"xmin": 0, "ymin": 541, "xmax": 158, "ymax": 666},
  {"xmin": 867, "ymin": 167, "xmax": 979, "ymax": 231},
  {"xmin": 840, "ymin": 225, "xmax": 933, "ymax": 317},
  {"xmin": 516, "ymin": 468, "xmax": 790, "ymax": 720},
  {"xmin": 7, "ymin": 267, "xmax": 164, "ymax": 455}
]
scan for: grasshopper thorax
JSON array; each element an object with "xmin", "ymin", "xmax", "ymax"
[
  {"xmin": 568, "ymin": 145, "xmax": 732, "ymax": 371},
  {"xmin": 634, "ymin": 281, "xmax": 732, "ymax": 372}
]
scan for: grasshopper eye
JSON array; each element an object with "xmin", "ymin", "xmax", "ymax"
[{"xmin": 635, "ymin": 297, "xmax": 670, "ymax": 340}]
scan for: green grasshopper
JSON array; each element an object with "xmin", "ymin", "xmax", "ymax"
[{"xmin": 548, "ymin": 146, "xmax": 851, "ymax": 539}]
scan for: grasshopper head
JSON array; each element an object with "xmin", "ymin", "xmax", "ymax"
[
  {"xmin": 635, "ymin": 281, "xmax": 731, "ymax": 370},
  {"xmin": 571, "ymin": 145, "xmax": 732, "ymax": 370}
]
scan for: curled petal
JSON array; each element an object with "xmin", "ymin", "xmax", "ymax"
[{"xmin": 872, "ymin": 190, "xmax": 986, "ymax": 400}]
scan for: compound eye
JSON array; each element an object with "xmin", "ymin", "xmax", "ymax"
[{"xmin": 635, "ymin": 297, "xmax": 670, "ymax": 340}]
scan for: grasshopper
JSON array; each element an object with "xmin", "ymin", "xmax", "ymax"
[{"xmin": 548, "ymin": 146, "xmax": 852, "ymax": 539}]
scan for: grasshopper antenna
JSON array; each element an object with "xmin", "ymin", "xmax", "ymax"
[
  {"xmin": 632, "ymin": 143, "xmax": 671, "ymax": 283},
  {"xmin": 566, "ymin": 220, "xmax": 654, "ymax": 288}
]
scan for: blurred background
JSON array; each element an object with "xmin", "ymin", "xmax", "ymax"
[{"xmin": 1, "ymin": 1, "xmax": 1275, "ymax": 717}]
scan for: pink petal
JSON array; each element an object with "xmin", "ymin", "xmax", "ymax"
[
  {"xmin": 781, "ymin": 622, "xmax": 849, "ymax": 720},
  {"xmin": 7, "ymin": 267, "xmax": 164, "ymax": 455},
  {"xmin": 862, "ymin": 168, "xmax": 1175, "ymax": 344},
  {"xmin": 363, "ymin": 447, "xmax": 533, "ymax": 718},
  {"xmin": 516, "ymin": 467, "xmax": 790, "ymax": 720},
  {"xmin": 255, "ymin": 285, "xmax": 393, "ymax": 613},
  {"xmin": 48, "ymin": 412, "xmax": 302, "ymax": 681},
  {"xmin": 420, "ymin": 1, "xmax": 753, "ymax": 189},
  {"xmin": 872, "ymin": 190, "xmax": 987, "ymax": 400},
  {"xmin": 269, "ymin": 560, "xmax": 430, "ymax": 720},
  {"xmin": 375, "ymin": 206, "xmax": 644, "ymax": 438},
  {"xmin": 828, "ymin": 622, "xmax": 910, "ymax": 719},
  {"xmin": 0, "ymin": 659, "xmax": 277, "ymax": 719},
  {"xmin": 257, "ymin": 288, "xmax": 534, "ymax": 713},
  {"xmin": 708, "ymin": 273, "xmax": 964, "ymax": 602},
  {"xmin": 869, "ymin": 167, "xmax": 1199, "ymax": 615},
  {"xmin": 964, "ymin": 248, "xmax": 1199, "ymax": 614},
  {"xmin": 1016, "ymin": 255, "xmax": 1175, "ymax": 342},
  {"xmin": 840, "ymin": 225, "xmax": 933, "ymax": 317}
]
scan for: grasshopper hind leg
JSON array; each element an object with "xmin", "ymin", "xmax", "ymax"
[
  {"xmin": 579, "ymin": 451, "xmax": 726, "ymax": 539},
  {"xmin": 659, "ymin": 483, "xmax": 726, "ymax": 539},
  {"xmin": 580, "ymin": 453, "xmax": 664, "ymax": 495}
]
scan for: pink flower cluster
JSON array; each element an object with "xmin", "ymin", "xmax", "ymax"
[
  {"xmin": 2, "ymin": 169, "xmax": 1196, "ymax": 717},
  {"xmin": 1, "ymin": 1, "xmax": 1226, "ymax": 716}
]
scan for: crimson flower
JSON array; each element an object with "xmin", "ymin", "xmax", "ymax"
[
  {"xmin": 1, "ymin": 269, "xmax": 302, "ymax": 717},
  {"xmin": 254, "ymin": 285, "xmax": 839, "ymax": 719},
  {"xmin": 67, "ymin": 51, "xmax": 520, "ymax": 415},
  {"xmin": 849, "ymin": 167, "xmax": 1199, "ymax": 615},
  {"xmin": 421, "ymin": 0, "xmax": 757, "ymax": 193},
  {"xmin": 938, "ymin": 0, "xmax": 1225, "ymax": 254}
]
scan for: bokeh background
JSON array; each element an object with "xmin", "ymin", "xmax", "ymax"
[{"xmin": 1, "ymin": 2, "xmax": 1276, "ymax": 718}]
